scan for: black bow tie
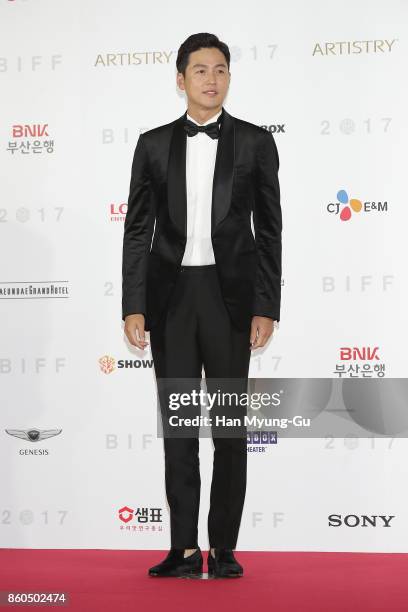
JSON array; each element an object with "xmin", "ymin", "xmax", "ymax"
[{"xmin": 183, "ymin": 118, "xmax": 221, "ymax": 139}]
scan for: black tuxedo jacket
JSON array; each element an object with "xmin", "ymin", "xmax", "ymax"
[{"xmin": 122, "ymin": 106, "xmax": 282, "ymax": 331}]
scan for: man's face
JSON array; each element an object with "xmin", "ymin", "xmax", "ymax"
[{"xmin": 177, "ymin": 47, "xmax": 230, "ymax": 110}]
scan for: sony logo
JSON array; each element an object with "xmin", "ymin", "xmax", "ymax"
[{"xmin": 328, "ymin": 514, "xmax": 395, "ymax": 527}]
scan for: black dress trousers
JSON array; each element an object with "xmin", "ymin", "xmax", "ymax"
[{"xmin": 149, "ymin": 264, "xmax": 251, "ymax": 549}]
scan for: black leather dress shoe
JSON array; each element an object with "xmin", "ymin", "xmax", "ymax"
[
  {"xmin": 148, "ymin": 548, "xmax": 203, "ymax": 577},
  {"xmin": 207, "ymin": 548, "xmax": 243, "ymax": 578}
]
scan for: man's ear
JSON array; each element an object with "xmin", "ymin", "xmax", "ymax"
[{"xmin": 176, "ymin": 72, "xmax": 184, "ymax": 90}]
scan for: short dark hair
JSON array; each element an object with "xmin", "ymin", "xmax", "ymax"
[{"xmin": 176, "ymin": 33, "xmax": 230, "ymax": 76}]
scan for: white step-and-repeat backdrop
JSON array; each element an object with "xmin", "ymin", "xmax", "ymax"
[{"xmin": 1, "ymin": 0, "xmax": 407, "ymax": 552}]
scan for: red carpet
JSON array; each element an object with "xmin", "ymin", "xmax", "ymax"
[{"xmin": 1, "ymin": 549, "xmax": 407, "ymax": 611}]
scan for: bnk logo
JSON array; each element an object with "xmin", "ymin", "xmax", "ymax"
[{"xmin": 328, "ymin": 189, "xmax": 388, "ymax": 221}]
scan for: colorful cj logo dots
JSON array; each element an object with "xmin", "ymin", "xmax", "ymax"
[{"xmin": 337, "ymin": 189, "xmax": 362, "ymax": 221}]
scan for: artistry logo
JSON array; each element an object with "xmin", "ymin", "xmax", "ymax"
[{"xmin": 312, "ymin": 40, "xmax": 398, "ymax": 56}]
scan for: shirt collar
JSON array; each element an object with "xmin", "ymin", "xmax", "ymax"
[{"xmin": 186, "ymin": 108, "xmax": 222, "ymax": 126}]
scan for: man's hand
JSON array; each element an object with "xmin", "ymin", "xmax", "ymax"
[
  {"xmin": 124, "ymin": 313, "xmax": 149, "ymax": 350},
  {"xmin": 250, "ymin": 316, "xmax": 274, "ymax": 350}
]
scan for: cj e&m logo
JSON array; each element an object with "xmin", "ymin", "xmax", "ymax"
[{"xmin": 327, "ymin": 189, "xmax": 388, "ymax": 221}]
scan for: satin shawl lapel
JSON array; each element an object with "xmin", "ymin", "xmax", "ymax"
[{"xmin": 167, "ymin": 107, "xmax": 235, "ymax": 238}]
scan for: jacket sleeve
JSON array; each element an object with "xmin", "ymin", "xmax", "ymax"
[
  {"xmin": 122, "ymin": 133, "xmax": 155, "ymax": 321},
  {"xmin": 252, "ymin": 129, "xmax": 282, "ymax": 322}
]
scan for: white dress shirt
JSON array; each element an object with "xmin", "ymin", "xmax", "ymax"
[{"xmin": 181, "ymin": 109, "xmax": 222, "ymax": 266}]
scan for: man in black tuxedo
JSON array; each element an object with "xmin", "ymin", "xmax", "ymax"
[{"xmin": 122, "ymin": 33, "xmax": 282, "ymax": 578}]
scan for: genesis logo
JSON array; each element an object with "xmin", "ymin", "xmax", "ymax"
[{"xmin": 5, "ymin": 428, "xmax": 62, "ymax": 442}]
